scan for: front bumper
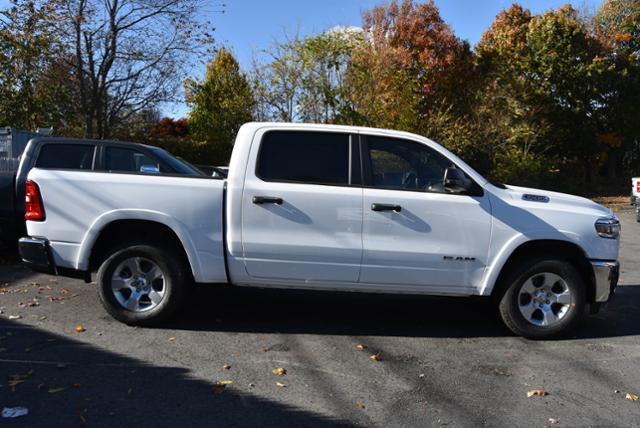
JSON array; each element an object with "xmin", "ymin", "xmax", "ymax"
[
  {"xmin": 591, "ymin": 260, "xmax": 619, "ymax": 302},
  {"xmin": 18, "ymin": 237, "xmax": 55, "ymax": 274}
]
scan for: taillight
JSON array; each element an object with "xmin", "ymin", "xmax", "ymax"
[
  {"xmin": 636, "ymin": 181, "xmax": 640, "ymax": 193},
  {"xmin": 25, "ymin": 180, "xmax": 45, "ymax": 221}
]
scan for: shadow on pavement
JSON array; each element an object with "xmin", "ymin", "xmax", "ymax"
[
  {"xmin": 0, "ymin": 319, "xmax": 356, "ymax": 427},
  {"xmin": 165, "ymin": 284, "xmax": 640, "ymax": 340}
]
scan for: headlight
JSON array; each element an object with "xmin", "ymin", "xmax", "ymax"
[{"xmin": 595, "ymin": 216, "xmax": 620, "ymax": 239}]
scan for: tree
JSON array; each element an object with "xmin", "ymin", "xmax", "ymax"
[
  {"xmin": 0, "ymin": 0, "xmax": 79, "ymax": 132},
  {"xmin": 474, "ymin": 4, "xmax": 553, "ymax": 184},
  {"xmin": 48, "ymin": 0, "xmax": 216, "ymax": 139},
  {"xmin": 344, "ymin": 0, "xmax": 475, "ymax": 141},
  {"xmin": 185, "ymin": 48, "xmax": 254, "ymax": 161},
  {"xmin": 592, "ymin": 0, "xmax": 640, "ymax": 179}
]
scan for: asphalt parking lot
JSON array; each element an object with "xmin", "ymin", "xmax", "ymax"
[{"xmin": 1, "ymin": 207, "xmax": 639, "ymax": 427}]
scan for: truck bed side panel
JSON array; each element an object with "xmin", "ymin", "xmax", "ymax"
[{"xmin": 25, "ymin": 169, "xmax": 226, "ymax": 283}]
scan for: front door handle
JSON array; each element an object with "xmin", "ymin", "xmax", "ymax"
[
  {"xmin": 253, "ymin": 196, "xmax": 284, "ymax": 205},
  {"xmin": 371, "ymin": 203, "xmax": 402, "ymax": 212}
]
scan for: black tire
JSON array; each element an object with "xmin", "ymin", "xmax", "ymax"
[
  {"xmin": 636, "ymin": 210, "xmax": 640, "ymax": 223},
  {"xmin": 497, "ymin": 258, "xmax": 586, "ymax": 339},
  {"xmin": 96, "ymin": 242, "xmax": 191, "ymax": 326}
]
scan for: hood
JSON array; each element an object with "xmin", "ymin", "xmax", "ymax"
[{"xmin": 501, "ymin": 184, "xmax": 612, "ymax": 217}]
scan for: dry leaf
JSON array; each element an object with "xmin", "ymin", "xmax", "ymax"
[
  {"xmin": 272, "ymin": 367, "xmax": 286, "ymax": 376},
  {"xmin": 212, "ymin": 384, "xmax": 226, "ymax": 395},
  {"xmin": 168, "ymin": 336, "xmax": 176, "ymax": 341},
  {"xmin": 548, "ymin": 418, "xmax": 560, "ymax": 425},
  {"xmin": 261, "ymin": 347, "xmax": 270, "ymax": 352},
  {"xmin": 369, "ymin": 353, "xmax": 381, "ymax": 362},
  {"xmin": 354, "ymin": 401, "xmax": 366, "ymax": 409},
  {"xmin": 356, "ymin": 344, "xmax": 367, "ymax": 351},
  {"xmin": 275, "ymin": 382, "xmax": 287, "ymax": 388},
  {"xmin": 217, "ymin": 380, "xmax": 233, "ymax": 385},
  {"xmin": 526, "ymin": 389, "xmax": 548, "ymax": 398},
  {"xmin": 626, "ymin": 393, "xmax": 639, "ymax": 401},
  {"xmin": 48, "ymin": 387, "xmax": 65, "ymax": 393},
  {"xmin": 39, "ymin": 316, "xmax": 47, "ymax": 321},
  {"xmin": 74, "ymin": 325, "xmax": 86, "ymax": 333},
  {"xmin": 223, "ymin": 364, "xmax": 231, "ymax": 370}
]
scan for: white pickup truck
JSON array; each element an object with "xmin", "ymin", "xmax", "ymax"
[{"xmin": 19, "ymin": 123, "xmax": 620, "ymax": 338}]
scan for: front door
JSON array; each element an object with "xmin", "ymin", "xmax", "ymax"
[
  {"xmin": 360, "ymin": 135, "xmax": 492, "ymax": 291},
  {"xmin": 241, "ymin": 130, "xmax": 363, "ymax": 283}
]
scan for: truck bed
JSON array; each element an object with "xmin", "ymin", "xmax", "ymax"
[{"xmin": 26, "ymin": 168, "xmax": 227, "ymax": 283}]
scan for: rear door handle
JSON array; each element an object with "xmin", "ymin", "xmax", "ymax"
[
  {"xmin": 253, "ymin": 196, "xmax": 283, "ymax": 205},
  {"xmin": 371, "ymin": 203, "xmax": 402, "ymax": 212}
]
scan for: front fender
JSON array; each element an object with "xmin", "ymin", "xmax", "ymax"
[{"xmin": 479, "ymin": 231, "xmax": 586, "ymax": 296}]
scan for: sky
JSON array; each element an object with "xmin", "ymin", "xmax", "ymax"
[{"xmin": 0, "ymin": 0, "xmax": 605, "ymax": 118}]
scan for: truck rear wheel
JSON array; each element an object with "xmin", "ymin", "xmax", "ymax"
[
  {"xmin": 96, "ymin": 242, "xmax": 190, "ymax": 326},
  {"xmin": 498, "ymin": 258, "xmax": 586, "ymax": 339}
]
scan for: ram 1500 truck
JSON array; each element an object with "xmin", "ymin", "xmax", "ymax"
[{"xmin": 19, "ymin": 123, "xmax": 620, "ymax": 339}]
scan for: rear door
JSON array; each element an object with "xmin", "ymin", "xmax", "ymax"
[{"xmin": 241, "ymin": 130, "xmax": 363, "ymax": 283}]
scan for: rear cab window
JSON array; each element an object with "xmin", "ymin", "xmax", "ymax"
[
  {"xmin": 35, "ymin": 144, "xmax": 96, "ymax": 170},
  {"xmin": 256, "ymin": 131, "xmax": 351, "ymax": 186}
]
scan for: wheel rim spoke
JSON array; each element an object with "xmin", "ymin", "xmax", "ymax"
[
  {"xmin": 148, "ymin": 289, "xmax": 163, "ymax": 305},
  {"xmin": 541, "ymin": 308, "xmax": 559, "ymax": 326},
  {"xmin": 123, "ymin": 291, "xmax": 140, "ymax": 311},
  {"xmin": 554, "ymin": 290, "xmax": 572, "ymax": 305},
  {"xmin": 519, "ymin": 301, "xmax": 537, "ymax": 320}
]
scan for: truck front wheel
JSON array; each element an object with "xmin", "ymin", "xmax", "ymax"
[
  {"xmin": 96, "ymin": 243, "xmax": 190, "ymax": 326},
  {"xmin": 498, "ymin": 258, "xmax": 586, "ymax": 339}
]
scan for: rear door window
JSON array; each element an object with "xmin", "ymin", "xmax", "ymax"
[
  {"xmin": 105, "ymin": 147, "xmax": 160, "ymax": 173},
  {"xmin": 35, "ymin": 144, "xmax": 95, "ymax": 170},
  {"xmin": 256, "ymin": 131, "xmax": 350, "ymax": 185}
]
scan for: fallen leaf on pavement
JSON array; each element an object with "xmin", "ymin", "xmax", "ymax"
[
  {"xmin": 275, "ymin": 382, "xmax": 286, "ymax": 388},
  {"xmin": 370, "ymin": 353, "xmax": 381, "ymax": 362},
  {"xmin": 527, "ymin": 389, "xmax": 548, "ymax": 398},
  {"xmin": 74, "ymin": 325, "xmax": 86, "ymax": 333},
  {"xmin": 48, "ymin": 387, "xmax": 65, "ymax": 394},
  {"xmin": 39, "ymin": 316, "xmax": 47, "ymax": 321},
  {"xmin": 218, "ymin": 380, "xmax": 233, "ymax": 385},
  {"xmin": 212, "ymin": 384, "xmax": 226, "ymax": 395},
  {"xmin": 261, "ymin": 347, "xmax": 269, "ymax": 352},
  {"xmin": 354, "ymin": 401, "xmax": 366, "ymax": 409},
  {"xmin": 356, "ymin": 344, "xmax": 367, "ymax": 351},
  {"xmin": 168, "ymin": 336, "xmax": 176, "ymax": 342},
  {"xmin": 272, "ymin": 368, "xmax": 286, "ymax": 376},
  {"xmin": 548, "ymin": 417, "xmax": 560, "ymax": 425},
  {"xmin": 223, "ymin": 364, "xmax": 231, "ymax": 370},
  {"xmin": 626, "ymin": 393, "xmax": 639, "ymax": 401}
]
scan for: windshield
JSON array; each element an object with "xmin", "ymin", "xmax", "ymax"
[{"xmin": 147, "ymin": 146, "xmax": 203, "ymax": 176}]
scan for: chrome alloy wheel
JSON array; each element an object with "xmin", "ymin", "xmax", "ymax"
[
  {"xmin": 111, "ymin": 257, "xmax": 165, "ymax": 312},
  {"xmin": 518, "ymin": 272, "xmax": 573, "ymax": 327}
]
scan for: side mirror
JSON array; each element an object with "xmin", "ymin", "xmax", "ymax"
[
  {"xmin": 444, "ymin": 167, "xmax": 470, "ymax": 194},
  {"xmin": 140, "ymin": 165, "xmax": 160, "ymax": 174}
]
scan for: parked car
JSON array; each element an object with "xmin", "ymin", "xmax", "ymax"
[
  {"xmin": 195, "ymin": 164, "xmax": 229, "ymax": 178},
  {"xmin": 0, "ymin": 137, "xmax": 202, "ymax": 252},
  {"xmin": 19, "ymin": 123, "xmax": 620, "ymax": 338}
]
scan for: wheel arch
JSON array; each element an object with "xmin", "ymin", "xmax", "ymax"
[
  {"xmin": 488, "ymin": 239, "xmax": 595, "ymax": 303},
  {"xmin": 76, "ymin": 210, "xmax": 200, "ymax": 279}
]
